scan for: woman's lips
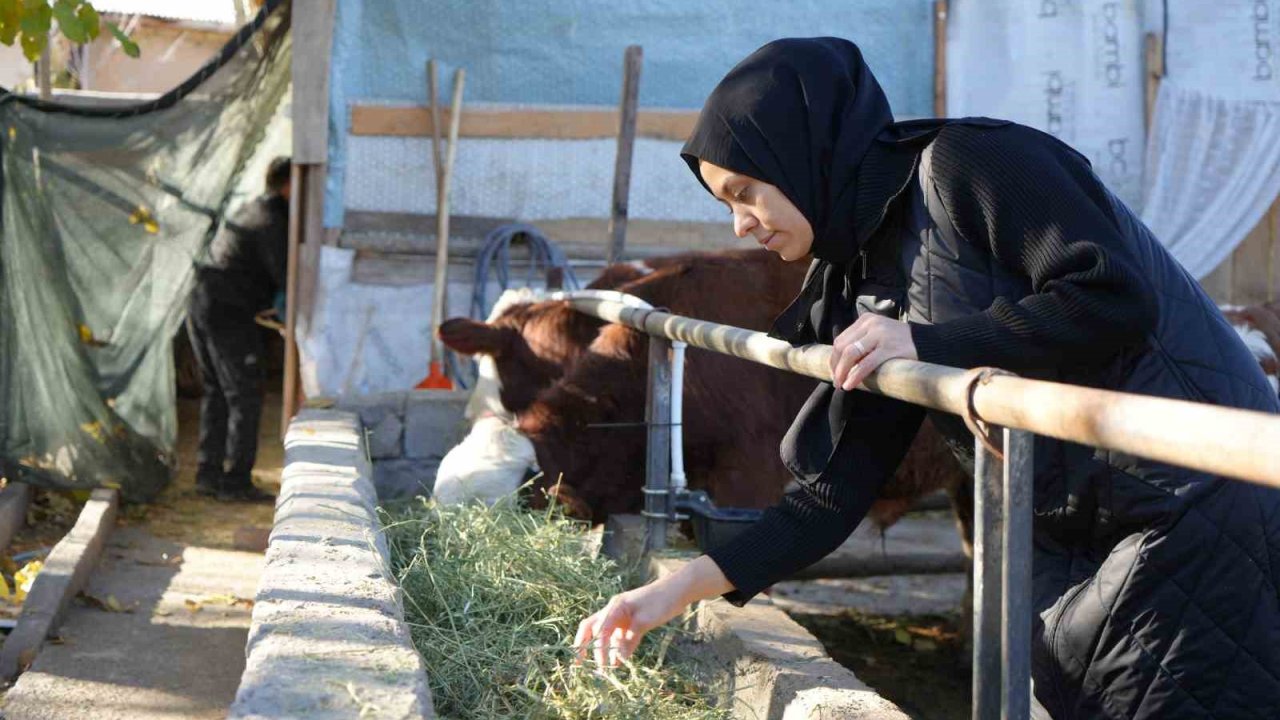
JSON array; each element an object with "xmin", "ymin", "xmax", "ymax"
[{"xmin": 758, "ymin": 232, "xmax": 776, "ymax": 248}]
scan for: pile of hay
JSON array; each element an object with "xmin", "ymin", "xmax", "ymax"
[{"xmin": 382, "ymin": 498, "xmax": 727, "ymax": 719}]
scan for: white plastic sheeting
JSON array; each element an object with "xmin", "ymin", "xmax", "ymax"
[
  {"xmin": 1139, "ymin": 1, "xmax": 1280, "ymax": 279},
  {"xmin": 946, "ymin": 0, "xmax": 1147, "ymax": 207},
  {"xmin": 298, "ymin": 246, "xmax": 492, "ymax": 398}
]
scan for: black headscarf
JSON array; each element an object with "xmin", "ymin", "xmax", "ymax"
[{"xmin": 681, "ymin": 37, "xmax": 899, "ymax": 264}]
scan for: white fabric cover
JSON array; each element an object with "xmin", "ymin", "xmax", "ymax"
[
  {"xmin": 946, "ymin": 0, "xmax": 1147, "ymax": 207},
  {"xmin": 1139, "ymin": 2, "xmax": 1280, "ymax": 279}
]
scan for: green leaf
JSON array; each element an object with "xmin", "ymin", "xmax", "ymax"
[
  {"xmin": 52, "ymin": 1, "xmax": 84, "ymax": 43},
  {"xmin": 19, "ymin": 28, "xmax": 43, "ymax": 61},
  {"xmin": 20, "ymin": 3, "xmax": 52, "ymax": 35},
  {"xmin": 0, "ymin": 0, "xmax": 20, "ymax": 46},
  {"xmin": 76, "ymin": 3, "xmax": 98, "ymax": 39},
  {"xmin": 106, "ymin": 20, "xmax": 138, "ymax": 58}
]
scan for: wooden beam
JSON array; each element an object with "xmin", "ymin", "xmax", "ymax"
[
  {"xmin": 292, "ymin": 0, "xmax": 336, "ymax": 163},
  {"xmin": 608, "ymin": 45, "xmax": 643, "ymax": 264},
  {"xmin": 934, "ymin": 0, "xmax": 948, "ymax": 117},
  {"xmin": 1144, "ymin": 32, "xmax": 1165, "ymax": 133},
  {"xmin": 0, "ymin": 489, "xmax": 118, "ymax": 680},
  {"xmin": 281, "ymin": 163, "xmax": 303, "ymax": 439},
  {"xmin": 350, "ymin": 104, "xmax": 698, "ymax": 141}
]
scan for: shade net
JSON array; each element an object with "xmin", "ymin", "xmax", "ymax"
[{"xmin": 0, "ymin": 2, "xmax": 290, "ymax": 502}]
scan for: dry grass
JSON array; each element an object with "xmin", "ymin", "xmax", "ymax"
[{"xmin": 382, "ymin": 498, "xmax": 727, "ymax": 720}]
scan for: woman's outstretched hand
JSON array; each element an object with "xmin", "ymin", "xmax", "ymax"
[
  {"xmin": 574, "ymin": 555, "xmax": 734, "ymax": 669},
  {"xmin": 830, "ymin": 314, "xmax": 918, "ymax": 391}
]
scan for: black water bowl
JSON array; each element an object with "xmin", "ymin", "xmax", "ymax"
[{"xmin": 687, "ymin": 505, "xmax": 764, "ymax": 553}]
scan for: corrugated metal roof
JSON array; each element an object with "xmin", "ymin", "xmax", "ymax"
[{"xmin": 91, "ymin": 0, "xmax": 244, "ymax": 27}]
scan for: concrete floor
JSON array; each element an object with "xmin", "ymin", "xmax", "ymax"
[
  {"xmin": 0, "ymin": 395, "xmax": 285, "ymax": 720},
  {"xmin": 1, "ymin": 530, "xmax": 264, "ymax": 719}
]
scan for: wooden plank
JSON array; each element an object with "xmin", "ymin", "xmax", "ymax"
[
  {"xmin": 350, "ymin": 104, "xmax": 699, "ymax": 141},
  {"xmin": 291, "ymin": 0, "xmax": 336, "ymax": 163},
  {"xmin": 1145, "ymin": 32, "xmax": 1164, "ymax": 132},
  {"xmin": 297, "ymin": 164, "xmax": 326, "ymax": 334},
  {"xmin": 1201, "ymin": 251, "xmax": 1235, "ymax": 304},
  {"xmin": 934, "ymin": 0, "xmax": 948, "ymax": 117},
  {"xmin": 282, "ymin": 163, "xmax": 303, "ymax": 439},
  {"xmin": 608, "ymin": 46, "xmax": 643, "ymax": 263},
  {"xmin": 339, "ymin": 211, "xmax": 739, "ymax": 256},
  {"xmin": 1231, "ymin": 196, "xmax": 1280, "ymax": 306},
  {"xmin": 0, "ymin": 489, "xmax": 119, "ymax": 680}
]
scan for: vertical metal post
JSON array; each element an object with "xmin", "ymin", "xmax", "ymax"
[
  {"xmin": 1003, "ymin": 429, "xmax": 1034, "ymax": 720},
  {"xmin": 973, "ymin": 433, "xmax": 1004, "ymax": 720},
  {"xmin": 643, "ymin": 336, "xmax": 672, "ymax": 552}
]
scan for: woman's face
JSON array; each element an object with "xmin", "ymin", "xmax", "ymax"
[{"xmin": 698, "ymin": 160, "xmax": 814, "ymax": 262}]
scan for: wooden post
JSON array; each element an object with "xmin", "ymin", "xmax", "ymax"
[
  {"xmin": 934, "ymin": 0, "xmax": 948, "ymax": 117},
  {"xmin": 282, "ymin": 163, "xmax": 302, "ymax": 437},
  {"xmin": 38, "ymin": 35, "xmax": 51, "ymax": 100},
  {"xmin": 428, "ymin": 69, "xmax": 465, "ymax": 373},
  {"xmin": 607, "ymin": 45, "xmax": 643, "ymax": 265},
  {"xmin": 1144, "ymin": 32, "xmax": 1165, "ymax": 133},
  {"xmin": 286, "ymin": 0, "xmax": 336, "ymax": 434}
]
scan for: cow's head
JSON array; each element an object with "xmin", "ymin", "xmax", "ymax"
[
  {"xmin": 516, "ymin": 324, "xmax": 650, "ymax": 523},
  {"xmin": 438, "ymin": 300, "xmax": 606, "ymax": 417}
]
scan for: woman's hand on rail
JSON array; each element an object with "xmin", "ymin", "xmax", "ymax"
[
  {"xmin": 830, "ymin": 315, "xmax": 918, "ymax": 392},
  {"xmin": 574, "ymin": 555, "xmax": 733, "ymax": 669}
]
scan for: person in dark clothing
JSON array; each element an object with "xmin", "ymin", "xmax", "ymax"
[
  {"xmin": 574, "ymin": 39, "xmax": 1280, "ymax": 718},
  {"xmin": 187, "ymin": 156, "xmax": 291, "ymax": 502}
]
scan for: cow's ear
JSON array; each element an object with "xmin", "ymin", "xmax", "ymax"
[{"xmin": 438, "ymin": 318, "xmax": 509, "ymax": 356}]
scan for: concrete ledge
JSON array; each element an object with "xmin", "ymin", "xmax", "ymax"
[
  {"xmin": 229, "ymin": 409, "xmax": 434, "ymax": 720},
  {"xmin": 0, "ymin": 488, "xmax": 119, "ymax": 680},
  {"xmin": 653, "ymin": 557, "xmax": 910, "ymax": 720}
]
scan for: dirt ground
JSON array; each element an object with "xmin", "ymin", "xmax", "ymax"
[
  {"xmin": 791, "ymin": 609, "xmax": 971, "ymax": 720},
  {"xmin": 117, "ymin": 394, "xmax": 283, "ymax": 549},
  {"xmin": 8, "ymin": 391, "xmax": 285, "ymax": 562}
]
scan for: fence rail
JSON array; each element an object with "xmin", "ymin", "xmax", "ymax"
[
  {"xmin": 566, "ymin": 296, "xmax": 1280, "ymax": 487},
  {"xmin": 565, "ymin": 294, "xmax": 1280, "ymax": 720}
]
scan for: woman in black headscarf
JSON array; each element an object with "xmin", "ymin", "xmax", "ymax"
[{"xmin": 575, "ymin": 38, "xmax": 1280, "ymax": 718}]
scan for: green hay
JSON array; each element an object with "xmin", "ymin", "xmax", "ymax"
[{"xmin": 381, "ymin": 498, "xmax": 728, "ymax": 720}]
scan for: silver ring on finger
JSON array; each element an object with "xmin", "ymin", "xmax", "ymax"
[{"xmin": 852, "ymin": 339, "xmax": 867, "ymax": 357}]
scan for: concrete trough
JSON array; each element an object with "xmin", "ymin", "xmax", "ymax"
[{"xmin": 234, "ymin": 393, "xmax": 914, "ymax": 719}]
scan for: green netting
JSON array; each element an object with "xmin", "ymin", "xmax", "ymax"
[{"xmin": 0, "ymin": 3, "xmax": 291, "ymax": 502}]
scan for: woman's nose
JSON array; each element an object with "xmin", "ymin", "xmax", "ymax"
[{"xmin": 733, "ymin": 210, "xmax": 757, "ymax": 238}]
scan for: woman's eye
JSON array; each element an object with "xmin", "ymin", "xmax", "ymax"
[{"xmin": 733, "ymin": 186, "xmax": 749, "ymax": 202}]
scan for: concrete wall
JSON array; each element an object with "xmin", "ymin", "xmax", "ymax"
[
  {"xmin": 85, "ymin": 20, "xmax": 230, "ymax": 94},
  {"xmin": 231, "ymin": 409, "xmax": 434, "ymax": 719}
]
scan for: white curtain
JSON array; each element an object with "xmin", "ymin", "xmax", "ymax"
[
  {"xmin": 1139, "ymin": 1, "xmax": 1280, "ymax": 279},
  {"xmin": 1140, "ymin": 83, "xmax": 1280, "ymax": 278}
]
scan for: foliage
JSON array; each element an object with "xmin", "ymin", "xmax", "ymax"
[{"xmin": 0, "ymin": 0, "xmax": 138, "ymax": 62}]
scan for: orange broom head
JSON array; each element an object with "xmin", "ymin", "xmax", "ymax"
[{"xmin": 415, "ymin": 361, "xmax": 454, "ymax": 390}]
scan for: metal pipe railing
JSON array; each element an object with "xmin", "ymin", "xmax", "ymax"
[
  {"xmin": 566, "ymin": 294, "xmax": 1280, "ymax": 720},
  {"xmin": 566, "ymin": 297, "xmax": 1280, "ymax": 488}
]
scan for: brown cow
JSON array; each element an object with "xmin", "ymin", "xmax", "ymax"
[
  {"xmin": 1220, "ymin": 303, "xmax": 1280, "ymax": 395},
  {"xmin": 440, "ymin": 249, "xmax": 973, "ymax": 544}
]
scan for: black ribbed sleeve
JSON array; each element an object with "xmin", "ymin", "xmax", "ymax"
[
  {"xmin": 909, "ymin": 125, "xmax": 1159, "ymax": 370},
  {"xmin": 706, "ymin": 392, "xmax": 924, "ymax": 605}
]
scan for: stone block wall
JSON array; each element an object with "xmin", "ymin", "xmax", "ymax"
[{"xmin": 336, "ymin": 390, "xmax": 470, "ymax": 501}]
